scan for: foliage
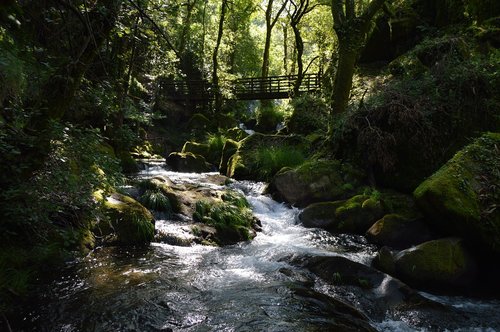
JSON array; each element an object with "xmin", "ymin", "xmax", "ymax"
[
  {"xmin": 193, "ymin": 191, "xmax": 256, "ymax": 245},
  {"xmin": 140, "ymin": 190, "xmax": 172, "ymax": 214},
  {"xmin": 285, "ymin": 94, "xmax": 329, "ymax": 134},
  {"xmin": 330, "ymin": 31, "xmax": 500, "ymax": 190},
  {"xmin": 256, "ymin": 101, "xmax": 286, "ymax": 132},
  {"xmin": 254, "ymin": 146, "xmax": 306, "ymax": 180}
]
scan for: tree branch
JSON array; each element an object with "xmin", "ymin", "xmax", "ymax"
[
  {"xmin": 362, "ymin": 0, "xmax": 388, "ymax": 21},
  {"xmin": 126, "ymin": 0, "xmax": 181, "ymax": 60}
]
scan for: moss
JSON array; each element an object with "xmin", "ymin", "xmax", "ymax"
[
  {"xmin": 181, "ymin": 141, "xmax": 210, "ymax": 157},
  {"xmin": 137, "ymin": 178, "xmax": 181, "ymax": 213},
  {"xmin": 219, "ymin": 139, "xmax": 239, "ymax": 176},
  {"xmin": 166, "ymin": 152, "xmax": 211, "ymax": 173},
  {"xmin": 227, "ymin": 133, "xmax": 309, "ymax": 181},
  {"xmin": 334, "ymin": 195, "xmax": 384, "ymax": 234},
  {"xmin": 394, "ymin": 238, "xmax": 477, "ymax": 287},
  {"xmin": 98, "ymin": 193, "xmax": 155, "ymax": 245},
  {"xmin": 270, "ymin": 159, "xmax": 366, "ymax": 207},
  {"xmin": 192, "ymin": 191, "xmax": 257, "ymax": 246},
  {"xmin": 414, "ymin": 133, "xmax": 500, "ymax": 255},
  {"xmin": 225, "ymin": 127, "xmax": 249, "ymax": 141}
]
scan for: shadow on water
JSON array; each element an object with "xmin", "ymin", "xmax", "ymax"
[{"xmin": 13, "ymin": 166, "xmax": 500, "ymax": 331}]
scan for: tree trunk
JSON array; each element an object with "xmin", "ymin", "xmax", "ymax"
[
  {"xmin": 291, "ymin": 23, "xmax": 304, "ymax": 95},
  {"xmin": 261, "ymin": 27, "xmax": 272, "ymax": 78},
  {"xmin": 212, "ymin": 0, "xmax": 227, "ymax": 112},
  {"xmin": 330, "ymin": 38, "xmax": 358, "ymax": 114}
]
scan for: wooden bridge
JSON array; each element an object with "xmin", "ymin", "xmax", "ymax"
[{"xmin": 157, "ymin": 72, "xmax": 322, "ymax": 101}]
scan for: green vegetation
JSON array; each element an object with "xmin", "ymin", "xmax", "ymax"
[
  {"xmin": 0, "ymin": 0, "xmax": 500, "ymax": 322},
  {"xmin": 193, "ymin": 191, "xmax": 257, "ymax": 245}
]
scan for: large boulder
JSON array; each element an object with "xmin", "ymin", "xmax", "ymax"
[
  {"xmin": 181, "ymin": 141, "xmax": 210, "ymax": 157},
  {"xmin": 94, "ymin": 192, "xmax": 155, "ymax": 245},
  {"xmin": 366, "ymin": 214, "xmax": 435, "ymax": 249},
  {"xmin": 414, "ymin": 133, "xmax": 500, "ymax": 256},
  {"xmin": 289, "ymin": 254, "xmax": 439, "ymax": 320},
  {"xmin": 378, "ymin": 238, "xmax": 478, "ymax": 290},
  {"xmin": 167, "ymin": 152, "xmax": 212, "ymax": 173},
  {"xmin": 192, "ymin": 191, "xmax": 260, "ymax": 246},
  {"xmin": 226, "ymin": 133, "xmax": 308, "ymax": 181},
  {"xmin": 269, "ymin": 160, "xmax": 366, "ymax": 207},
  {"xmin": 299, "ymin": 194, "xmax": 385, "ymax": 234},
  {"xmin": 219, "ymin": 139, "xmax": 239, "ymax": 176}
]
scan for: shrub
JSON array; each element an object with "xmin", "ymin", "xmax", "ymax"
[
  {"xmin": 285, "ymin": 94, "xmax": 329, "ymax": 134},
  {"xmin": 254, "ymin": 146, "xmax": 306, "ymax": 181},
  {"xmin": 255, "ymin": 101, "xmax": 285, "ymax": 132}
]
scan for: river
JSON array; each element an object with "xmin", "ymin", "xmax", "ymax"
[{"xmin": 16, "ymin": 163, "xmax": 500, "ymax": 331}]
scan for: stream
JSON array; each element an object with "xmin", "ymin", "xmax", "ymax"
[{"xmin": 16, "ymin": 163, "xmax": 500, "ymax": 331}]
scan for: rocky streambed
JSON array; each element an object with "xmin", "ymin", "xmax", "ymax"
[{"xmin": 13, "ymin": 161, "xmax": 500, "ymax": 331}]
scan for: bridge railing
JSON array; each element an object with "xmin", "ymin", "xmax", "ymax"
[
  {"xmin": 232, "ymin": 73, "xmax": 321, "ymax": 96},
  {"xmin": 157, "ymin": 72, "xmax": 321, "ymax": 101}
]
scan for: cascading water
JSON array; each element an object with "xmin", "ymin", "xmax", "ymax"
[{"xmin": 16, "ymin": 164, "xmax": 500, "ymax": 331}]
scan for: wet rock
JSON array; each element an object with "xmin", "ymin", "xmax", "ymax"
[
  {"xmin": 269, "ymin": 159, "xmax": 365, "ymax": 207},
  {"xmin": 288, "ymin": 254, "xmax": 437, "ymax": 319},
  {"xmin": 291, "ymin": 286, "xmax": 377, "ymax": 332},
  {"xmin": 414, "ymin": 133, "xmax": 500, "ymax": 256},
  {"xmin": 94, "ymin": 192, "xmax": 155, "ymax": 245},
  {"xmin": 166, "ymin": 152, "xmax": 212, "ymax": 173},
  {"xmin": 181, "ymin": 141, "xmax": 210, "ymax": 157},
  {"xmin": 366, "ymin": 214, "xmax": 434, "ymax": 249},
  {"xmin": 299, "ymin": 195, "xmax": 384, "ymax": 234},
  {"xmin": 192, "ymin": 190, "xmax": 260, "ymax": 246},
  {"xmin": 219, "ymin": 139, "xmax": 239, "ymax": 176},
  {"xmin": 391, "ymin": 238, "xmax": 478, "ymax": 289}
]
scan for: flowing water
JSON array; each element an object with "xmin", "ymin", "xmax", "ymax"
[{"xmin": 16, "ymin": 163, "xmax": 500, "ymax": 331}]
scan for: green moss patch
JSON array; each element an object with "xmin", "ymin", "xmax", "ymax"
[
  {"xmin": 192, "ymin": 191, "xmax": 258, "ymax": 246},
  {"xmin": 414, "ymin": 132, "xmax": 500, "ymax": 256}
]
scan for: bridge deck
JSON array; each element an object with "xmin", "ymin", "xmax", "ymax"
[{"xmin": 158, "ymin": 73, "xmax": 321, "ymax": 101}]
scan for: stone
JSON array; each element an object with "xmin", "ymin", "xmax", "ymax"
[
  {"xmin": 393, "ymin": 238, "xmax": 477, "ymax": 289},
  {"xmin": 299, "ymin": 194, "xmax": 385, "ymax": 235},
  {"xmin": 94, "ymin": 192, "xmax": 155, "ymax": 245},
  {"xmin": 166, "ymin": 152, "xmax": 212, "ymax": 173},
  {"xmin": 414, "ymin": 133, "xmax": 500, "ymax": 256},
  {"xmin": 269, "ymin": 159, "xmax": 366, "ymax": 207},
  {"xmin": 366, "ymin": 214, "xmax": 434, "ymax": 249}
]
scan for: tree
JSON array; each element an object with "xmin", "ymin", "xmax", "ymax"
[
  {"xmin": 212, "ymin": 0, "xmax": 229, "ymax": 111},
  {"xmin": 330, "ymin": 0, "xmax": 387, "ymax": 116},
  {"xmin": 289, "ymin": 0, "xmax": 318, "ymax": 95},
  {"xmin": 261, "ymin": 0, "xmax": 289, "ymax": 78}
]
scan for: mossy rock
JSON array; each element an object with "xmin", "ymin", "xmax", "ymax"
[
  {"xmin": 187, "ymin": 113, "xmax": 211, "ymax": 130},
  {"xmin": 372, "ymin": 246, "xmax": 396, "ymax": 275},
  {"xmin": 192, "ymin": 191, "xmax": 258, "ymax": 246},
  {"xmin": 299, "ymin": 201, "xmax": 345, "ymax": 229},
  {"xmin": 226, "ymin": 133, "xmax": 308, "ymax": 181},
  {"xmin": 388, "ymin": 53, "xmax": 427, "ymax": 77},
  {"xmin": 137, "ymin": 177, "xmax": 182, "ymax": 216},
  {"xmin": 219, "ymin": 139, "xmax": 239, "ymax": 176},
  {"xmin": 299, "ymin": 194, "xmax": 385, "ymax": 234},
  {"xmin": 366, "ymin": 214, "xmax": 434, "ymax": 249},
  {"xmin": 393, "ymin": 238, "xmax": 477, "ymax": 289},
  {"xmin": 269, "ymin": 159, "xmax": 366, "ymax": 207},
  {"xmin": 224, "ymin": 127, "xmax": 249, "ymax": 141},
  {"xmin": 116, "ymin": 150, "xmax": 139, "ymax": 174},
  {"xmin": 255, "ymin": 102, "xmax": 283, "ymax": 133},
  {"xmin": 95, "ymin": 192, "xmax": 155, "ymax": 245},
  {"xmin": 181, "ymin": 141, "xmax": 210, "ymax": 157},
  {"xmin": 333, "ymin": 195, "xmax": 385, "ymax": 234},
  {"xmin": 414, "ymin": 133, "xmax": 500, "ymax": 256},
  {"xmin": 166, "ymin": 152, "xmax": 212, "ymax": 173}
]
